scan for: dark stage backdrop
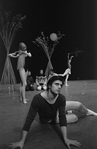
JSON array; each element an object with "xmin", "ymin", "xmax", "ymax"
[{"xmin": 0, "ymin": 0, "xmax": 97, "ymax": 83}]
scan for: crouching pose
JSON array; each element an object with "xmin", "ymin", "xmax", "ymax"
[
  {"xmin": 36, "ymin": 70, "xmax": 47, "ymax": 91},
  {"xmin": 8, "ymin": 75, "xmax": 81, "ymax": 149}
]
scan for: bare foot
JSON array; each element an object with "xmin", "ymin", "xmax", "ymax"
[
  {"xmin": 22, "ymin": 99, "xmax": 29, "ymax": 104},
  {"xmin": 67, "ymin": 110, "xmax": 72, "ymax": 114},
  {"xmin": 86, "ymin": 109, "xmax": 97, "ymax": 116},
  {"xmin": 23, "ymin": 100, "xmax": 27, "ymax": 104}
]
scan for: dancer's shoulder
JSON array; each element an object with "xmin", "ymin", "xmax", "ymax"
[{"xmin": 58, "ymin": 93, "xmax": 66, "ymax": 101}]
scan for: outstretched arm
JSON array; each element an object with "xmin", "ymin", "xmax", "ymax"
[
  {"xmin": 8, "ymin": 52, "xmax": 20, "ymax": 58},
  {"xmin": 8, "ymin": 130, "xmax": 28, "ymax": 149},
  {"xmin": 61, "ymin": 126, "xmax": 81, "ymax": 149},
  {"xmin": 8, "ymin": 51, "xmax": 32, "ymax": 58},
  {"xmin": 8, "ymin": 97, "xmax": 38, "ymax": 149},
  {"xmin": 59, "ymin": 103, "xmax": 81, "ymax": 149}
]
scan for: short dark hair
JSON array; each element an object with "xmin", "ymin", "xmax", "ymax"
[{"xmin": 47, "ymin": 75, "xmax": 64, "ymax": 89}]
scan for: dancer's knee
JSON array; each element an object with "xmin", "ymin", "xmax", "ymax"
[
  {"xmin": 37, "ymin": 85, "xmax": 42, "ymax": 90},
  {"xmin": 66, "ymin": 114, "xmax": 78, "ymax": 124},
  {"xmin": 43, "ymin": 85, "xmax": 47, "ymax": 90},
  {"xmin": 22, "ymin": 81, "xmax": 27, "ymax": 87},
  {"xmin": 76, "ymin": 101, "xmax": 82, "ymax": 108}
]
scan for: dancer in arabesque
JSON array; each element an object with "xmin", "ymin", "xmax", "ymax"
[
  {"xmin": 48, "ymin": 53, "xmax": 73, "ymax": 86},
  {"xmin": 8, "ymin": 42, "xmax": 32, "ymax": 104}
]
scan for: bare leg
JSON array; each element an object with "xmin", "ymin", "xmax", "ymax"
[
  {"xmin": 19, "ymin": 83, "xmax": 23, "ymax": 101},
  {"xmin": 66, "ymin": 113, "xmax": 78, "ymax": 123},
  {"xmin": 37, "ymin": 85, "xmax": 42, "ymax": 91},
  {"xmin": 56, "ymin": 112, "xmax": 78, "ymax": 124},
  {"xmin": 66, "ymin": 101, "xmax": 97, "ymax": 116},
  {"xmin": 43, "ymin": 85, "xmax": 47, "ymax": 90},
  {"xmin": 65, "ymin": 74, "xmax": 69, "ymax": 86},
  {"xmin": 19, "ymin": 68, "xmax": 28, "ymax": 104},
  {"xmin": 56, "ymin": 101, "xmax": 97, "ymax": 125},
  {"xmin": 86, "ymin": 109, "xmax": 97, "ymax": 116}
]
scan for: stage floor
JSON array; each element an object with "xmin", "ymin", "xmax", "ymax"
[{"xmin": 0, "ymin": 80, "xmax": 97, "ymax": 149}]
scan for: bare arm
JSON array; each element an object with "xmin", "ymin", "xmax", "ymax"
[
  {"xmin": 36, "ymin": 77, "xmax": 40, "ymax": 85},
  {"xmin": 8, "ymin": 97, "xmax": 38, "ymax": 149},
  {"xmin": 61, "ymin": 126, "xmax": 67, "ymax": 140},
  {"xmin": 20, "ymin": 130, "xmax": 28, "ymax": 143},
  {"xmin": 69, "ymin": 56, "xmax": 74, "ymax": 62},
  {"xmin": 8, "ymin": 50, "xmax": 21, "ymax": 58},
  {"xmin": 24, "ymin": 51, "xmax": 32, "ymax": 57},
  {"xmin": 61, "ymin": 126, "xmax": 81, "ymax": 149},
  {"xmin": 8, "ymin": 53, "xmax": 20, "ymax": 58},
  {"xmin": 8, "ymin": 130, "xmax": 28, "ymax": 149}
]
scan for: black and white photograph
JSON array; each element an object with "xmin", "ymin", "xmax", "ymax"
[{"xmin": 0, "ymin": 0, "xmax": 97, "ymax": 149}]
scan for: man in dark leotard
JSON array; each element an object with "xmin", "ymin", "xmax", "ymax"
[{"xmin": 8, "ymin": 74, "xmax": 81, "ymax": 149}]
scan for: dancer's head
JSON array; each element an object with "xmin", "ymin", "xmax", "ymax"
[
  {"xmin": 19, "ymin": 42, "xmax": 27, "ymax": 51},
  {"xmin": 47, "ymin": 74, "xmax": 64, "ymax": 95},
  {"xmin": 28, "ymin": 71, "xmax": 31, "ymax": 76},
  {"xmin": 40, "ymin": 70, "xmax": 43, "ymax": 75},
  {"xmin": 48, "ymin": 69, "xmax": 54, "ymax": 75},
  {"xmin": 47, "ymin": 69, "xmax": 55, "ymax": 79}
]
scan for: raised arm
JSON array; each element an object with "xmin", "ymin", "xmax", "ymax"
[
  {"xmin": 24, "ymin": 51, "xmax": 32, "ymax": 57},
  {"xmin": 8, "ymin": 52, "xmax": 20, "ymax": 58},
  {"xmin": 69, "ymin": 56, "xmax": 74, "ymax": 63}
]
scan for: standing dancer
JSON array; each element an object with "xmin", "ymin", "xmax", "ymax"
[
  {"xmin": 48, "ymin": 55, "xmax": 74, "ymax": 86},
  {"xmin": 8, "ymin": 42, "xmax": 32, "ymax": 104},
  {"xmin": 64, "ymin": 53, "xmax": 74, "ymax": 86}
]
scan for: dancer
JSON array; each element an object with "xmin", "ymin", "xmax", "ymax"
[
  {"xmin": 47, "ymin": 71, "xmax": 97, "ymax": 123},
  {"xmin": 8, "ymin": 75, "xmax": 81, "ymax": 149},
  {"xmin": 36, "ymin": 69, "xmax": 47, "ymax": 90},
  {"xmin": 25, "ymin": 70, "xmax": 34, "ymax": 91},
  {"xmin": 64, "ymin": 53, "xmax": 74, "ymax": 86},
  {"xmin": 8, "ymin": 42, "xmax": 32, "ymax": 104},
  {"xmin": 47, "ymin": 69, "xmax": 57, "ymax": 79}
]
